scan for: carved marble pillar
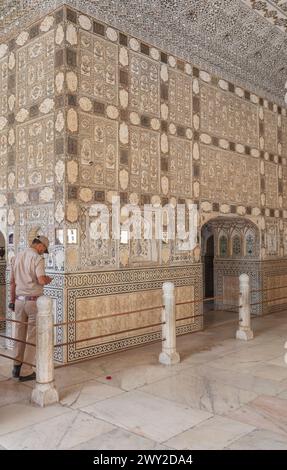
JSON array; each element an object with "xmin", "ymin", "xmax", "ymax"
[
  {"xmin": 236, "ymin": 273, "xmax": 254, "ymax": 341},
  {"xmin": 31, "ymin": 296, "xmax": 59, "ymax": 407},
  {"xmin": 159, "ymin": 282, "xmax": 180, "ymax": 365}
]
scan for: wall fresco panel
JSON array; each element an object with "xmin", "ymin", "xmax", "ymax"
[
  {"xmin": 79, "ymin": 31, "xmax": 118, "ymax": 105},
  {"xmin": 265, "ymin": 162, "xmax": 278, "ymax": 208},
  {"xmin": 16, "ymin": 30, "xmax": 54, "ymax": 109},
  {"xmin": 79, "ymin": 112, "xmax": 118, "ymax": 189},
  {"xmin": 130, "ymin": 52, "xmax": 160, "ymax": 117},
  {"xmin": 200, "ymin": 83, "xmax": 259, "ymax": 147},
  {"xmin": 200, "ymin": 145, "xmax": 260, "ymax": 206}
]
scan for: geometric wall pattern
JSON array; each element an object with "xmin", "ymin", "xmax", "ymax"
[{"xmin": 0, "ymin": 4, "xmax": 287, "ymax": 360}]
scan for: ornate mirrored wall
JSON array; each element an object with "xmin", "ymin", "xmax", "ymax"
[{"xmin": 0, "ymin": 4, "xmax": 287, "ymax": 361}]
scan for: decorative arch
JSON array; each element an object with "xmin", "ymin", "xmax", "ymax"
[{"xmin": 200, "ymin": 215, "xmax": 261, "ymax": 318}]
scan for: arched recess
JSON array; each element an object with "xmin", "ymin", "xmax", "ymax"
[
  {"xmin": 201, "ymin": 216, "xmax": 261, "ymax": 322},
  {"xmin": 0, "ymin": 230, "xmax": 6, "ymax": 330}
]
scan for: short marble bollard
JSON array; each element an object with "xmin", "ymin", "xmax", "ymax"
[
  {"xmin": 31, "ymin": 296, "xmax": 59, "ymax": 407},
  {"xmin": 236, "ymin": 273, "xmax": 254, "ymax": 341},
  {"xmin": 159, "ymin": 282, "xmax": 180, "ymax": 365}
]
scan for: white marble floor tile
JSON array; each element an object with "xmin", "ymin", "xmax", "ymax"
[
  {"xmin": 95, "ymin": 363, "xmax": 188, "ymax": 391},
  {"xmin": 23, "ymin": 365, "xmax": 95, "ymax": 390},
  {"xmin": 207, "ymin": 341, "xmax": 283, "ymax": 372},
  {"xmin": 0, "ymin": 360, "xmax": 14, "ymax": 378},
  {"xmin": 0, "ymin": 409, "xmax": 115, "ymax": 450},
  {"xmin": 73, "ymin": 354, "xmax": 144, "ymax": 377},
  {"xmin": 266, "ymin": 355, "xmax": 287, "ymax": 367},
  {"xmin": 278, "ymin": 389, "xmax": 287, "ymax": 400},
  {"xmin": 139, "ymin": 371, "xmax": 258, "ymax": 415},
  {"xmin": 72, "ymin": 428, "xmax": 170, "ymax": 450},
  {"xmin": 227, "ymin": 429, "xmax": 287, "ymax": 450},
  {"xmin": 227, "ymin": 394, "xmax": 287, "ymax": 437},
  {"xmin": 186, "ymin": 363, "xmax": 287, "ymax": 396},
  {"xmin": 0, "ymin": 378, "xmax": 32, "ymax": 407},
  {"xmin": 0, "ymin": 402, "xmax": 70, "ymax": 436},
  {"xmin": 60, "ymin": 379, "xmax": 124, "ymax": 408},
  {"xmin": 164, "ymin": 415, "xmax": 255, "ymax": 450},
  {"xmin": 80, "ymin": 390, "xmax": 212, "ymax": 442},
  {"xmin": 251, "ymin": 363, "xmax": 287, "ymax": 382}
]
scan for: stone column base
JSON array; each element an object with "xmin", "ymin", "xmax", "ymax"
[
  {"xmin": 236, "ymin": 328, "xmax": 254, "ymax": 341},
  {"xmin": 159, "ymin": 351, "xmax": 180, "ymax": 365},
  {"xmin": 31, "ymin": 382, "xmax": 59, "ymax": 407}
]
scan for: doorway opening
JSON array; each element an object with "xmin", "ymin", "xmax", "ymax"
[{"xmin": 201, "ymin": 216, "xmax": 260, "ymax": 328}]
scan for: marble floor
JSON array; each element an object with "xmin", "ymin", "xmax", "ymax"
[{"xmin": 0, "ymin": 311, "xmax": 287, "ymax": 450}]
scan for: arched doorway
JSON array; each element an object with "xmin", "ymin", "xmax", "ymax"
[
  {"xmin": 0, "ymin": 230, "xmax": 6, "ymax": 330},
  {"xmin": 201, "ymin": 216, "xmax": 260, "ymax": 327}
]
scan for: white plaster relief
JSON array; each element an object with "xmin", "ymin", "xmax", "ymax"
[
  {"xmin": 40, "ymin": 187, "xmax": 54, "ymax": 202},
  {"xmin": 55, "ymin": 160, "xmax": 65, "ymax": 184},
  {"xmin": 8, "ymin": 53, "xmax": 15, "ymax": 70},
  {"xmin": 150, "ymin": 48, "xmax": 160, "ymax": 61},
  {"xmin": 16, "ymin": 32, "xmax": 29, "ymax": 46},
  {"xmin": 15, "ymin": 109, "xmax": 29, "ymax": 123},
  {"xmin": 79, "ymin": 97, "xmax": 93, "ymax": 112},
  {"xmin": 106, "ymin": 27, "xmax": 118, "ymax": 42},
  {"xmin": 39, "ymin": 98, "xmax": 54, "ymax": 114},
  {"xmin": 129, "ymin": 38, "xmax": 140, "ymax": 51},
  {"xmin": 66, "ymin": 24, "xmax": 78, "ymax": 46},
  {"xmin": 130, "ymin": 112, "xmax": 140, "ymax": 125},
  {"xmin": 160, "ymin": 64, "xmax": 168, "ymax": 82},
  {"xmin": 119, "ymin": 89, "xmax": 128, "ymax": 108},
  {"xmin": 55, "ymin": 111, "xmax": 64, "ymax": 133},
  {"xmin": 55, "ymin": 201, "xmax": 64, "ymax": 224},
  {"xmin": 119, "ymin": 47, "xmax": 129, "ymax": 67},
  {"xmin": 0, "ymin": 117, "xmax": 7, "ymax": 131},
  {"xmin": 66, "ymin": 71, "xmax": 78, "ymax": 93},
  {"xmin": 55, "ymin": 72, "xmax": 64, "ymax": 94},
  {"xmin": 161, "ymin": 103, "xmax": 168, "ymax": 120},
  {"xmin": 79, "ymin": 14, "xmax": 92, "ymax": 31},
  {"xmin": 8, "ymin": 95, "xmax": 15, "ymax": 112},
  {"xmin": 40, "ymin": 15, "xmax": 54, "ymax": 32},
  {"xmin": 55, "ymin": 25, "xmax": 64, "ymax": 45},
  {"xmin": 67, "ymin": 160, "xmax": 78, "ymax": 184},
  {"xmin": 0, "ymin": 44, "xmax": 8, "ymax": 59},
  {"xmin": 119, "ymin": 122, "xmax": 129, "ymax": 144},
  {"xmin": 106, "ymin": 105, "xmax": 119, "ymax": 120},
  {"xmin": 67, "ymin": 108, "xmax": 78, "ymax": 132}
]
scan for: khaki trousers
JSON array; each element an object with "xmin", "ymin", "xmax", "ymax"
[{"xmin": 13, "ymin": 299, "xmax": 37, "ymax": 376}]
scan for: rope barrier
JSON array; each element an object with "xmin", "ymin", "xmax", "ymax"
[
  {"xmin": 53, "ymin": 295, "xmax": 232, "ymax": 329},
  {"xmin": 0, "ymin": 352, "xmax": 35, "ymax": 368},
  {"xmin": 54, "ymin": 321, "xmax": 166, "ymax": 348},
  {"xmin": 0, "ymin": 333, "xmax": 36, "ymax": 347},
  {"xmin": 176, "ymin": 309, "xmax": 240, "ymax": 322},
  {"xmin": 251, "ymin": 285, "xmax": 287, "ymax": 293},
  {"xmin": 0, "ymin": 316, "xmax": 29, "ymax": 326},
  {"xmin": 175, "ymin": 296, "xmax": 223, "ymax": 307},
  {"xmin": 54, "ymin": 337, "xmax": 166, "ymax": 370},
  {"xmin": 250, "ymin": 295, "xmax": 287, "ymax": 306},
  {"xmin": 54, "ymin": 304, "xmax": 164, "ymax": 327}
]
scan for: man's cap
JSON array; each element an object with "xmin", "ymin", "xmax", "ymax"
[{"xmin": 36, "ymin": 235, "xmax": 49, "ymax": 254}]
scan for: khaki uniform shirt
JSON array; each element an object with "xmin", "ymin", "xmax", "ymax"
[{"xmin": 11, "ymin": 247, "xmax": 46, "ymax": 296}]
